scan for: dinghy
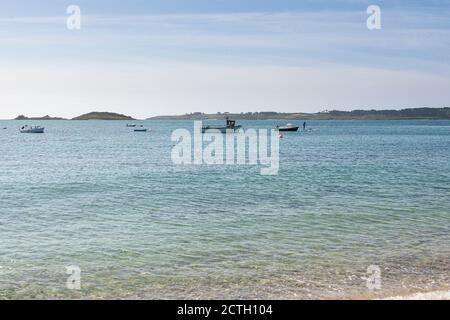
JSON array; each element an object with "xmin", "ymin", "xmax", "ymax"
[{"xmin": 134, "ymin": 125, "xmax": 148, "ymax": 132}]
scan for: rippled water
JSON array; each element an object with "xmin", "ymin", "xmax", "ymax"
[{"xmin": 0, "ymin": 120, "xmax": 449, "ymax": 299}]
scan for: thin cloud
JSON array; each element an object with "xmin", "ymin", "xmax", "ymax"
[{"xmin": 1, "ymin": 8, "xmax": 449, "ymax": 117}]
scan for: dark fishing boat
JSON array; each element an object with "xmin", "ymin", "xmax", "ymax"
[
  {"xmin": 276, "ymin": 124, "xmax": 299, "ymax": 132},
  {"xmin": 202, "ymin": 117, "xmax": 242, "ymax": 134}
]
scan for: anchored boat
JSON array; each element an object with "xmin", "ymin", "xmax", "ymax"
[
  {"xmin": 275, "ymin": 124, "xmax": 299, "ymax": 132},
  {"xmin": 134, "ymin": 125, "xmax": 148, "ymax": 132},
  {"xmin": 202, "ymin": 117, "xmax": 242, "ymax": 134},
  {"xmin": 20, "ymin": 125, "xmax": 44, "ymax": 133}
]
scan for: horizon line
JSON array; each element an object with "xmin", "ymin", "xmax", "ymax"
[{"xmin": 1, "ymin": 106, "xmax": 449, "ymax": 121}]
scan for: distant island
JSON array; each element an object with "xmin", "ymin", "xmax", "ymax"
[
  {"xmin": 15, "ymin": 112, "xmax": 135, "ymax": 121},
  {"xmin": 12, "ymin": 107, "xmax": 450, "ymax": 121},
  {"xmin": 15, "ymin": 115, "xmax": 66, "ymax": 120},
  {"xmin": 72, "ymin": 112, "xmax": 135, "ymax": 120},
  {"xmin": 148, "ymin": 107, "xmax": 450, "ymax": 120}
]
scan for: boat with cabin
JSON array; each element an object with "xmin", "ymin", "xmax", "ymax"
[
  {"xmin": 20, "ymin": 125, "xmax": 45, "ymax": 133},
  {"xmin": 202, "ymin": 117, "xmax": 242, "ymax": 134}
]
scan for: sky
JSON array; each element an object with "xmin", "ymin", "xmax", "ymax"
[{"xmin": 1, "ymin": 0, "xmax": 450, "ymax": 119}]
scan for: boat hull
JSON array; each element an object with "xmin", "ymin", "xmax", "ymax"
[
  {"xmin": 277, "ymin": 126, "xmax": 299, "ymax": 132},
  {"xmin": 20, "ymin": 128, "xmax": 44, "ymax": 133},
  {"xmin": 202, "ymin": 125, "xmax": 242, "ymax": 134}
]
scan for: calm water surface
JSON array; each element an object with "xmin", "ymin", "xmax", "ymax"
[{"xmin": 0, "ymin": 120, "xmax": 449, "ymax": 299}]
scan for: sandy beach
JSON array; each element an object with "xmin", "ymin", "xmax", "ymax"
[{"xmin": 381, "ymin": 290, "xmax": 450, "ymax": 300}]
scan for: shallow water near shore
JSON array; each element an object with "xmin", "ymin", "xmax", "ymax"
[{"xmin": 0, "ymin": 120, "xmax": 449, "ymax": 299}]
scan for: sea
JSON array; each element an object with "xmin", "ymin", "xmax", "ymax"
[{"xmin": 0, "ymin": 120, "xmax": 449, "ymax": 299}]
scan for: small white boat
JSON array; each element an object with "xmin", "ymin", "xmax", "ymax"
[
  {"xmin": 20, "ymin": 125, "xmax": 44, "ymax": 133},
  {"xmin": 134, "ymin": 125, "xmax": 148, "ymax": 132},
  {"xmin": 126, "ymin": 123, "xmax": 137, "ymax": 127}
]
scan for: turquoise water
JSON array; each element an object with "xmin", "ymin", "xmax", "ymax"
[{"xmin": 0, "ymin": 120, "xmax": 449, "ymax": 299}]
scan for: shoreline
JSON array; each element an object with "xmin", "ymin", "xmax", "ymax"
[
  {"xmin": 3, "ymin": 107, "xmax": 450, "ymax": 121},
  {"xmin": 351, "ymin": 286, "xmax": 450, "ymax": 300},
  {"xmin": 381, "ymin": 289, "xmax": 450, "ymax": 300}
]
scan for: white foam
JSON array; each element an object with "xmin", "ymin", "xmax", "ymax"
[{"xmin": 382, "ymin": 290, "xmax": 450, "ymax": 300}]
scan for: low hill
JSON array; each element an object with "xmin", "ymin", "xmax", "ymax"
[
  {"xmin": 148, "ymin": 107, "xmax": 450, "ymax": 121},
  {"xmin": 72, "ymin": 112, "xmax": 135, "ymax": 120},
  {"xmin": 14, "ymin": 115, "xmax": 66, "ymax": 120}
]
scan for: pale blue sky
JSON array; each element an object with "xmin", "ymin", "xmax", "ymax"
[{"xmin": 1, "ymin": 0, "xmax": 450, "ymax": 118}]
